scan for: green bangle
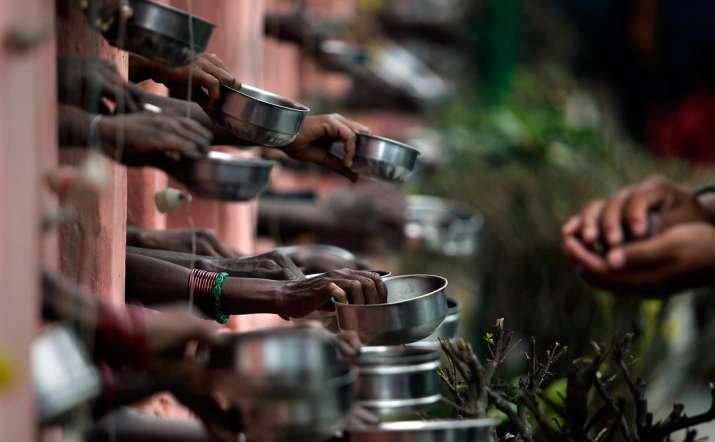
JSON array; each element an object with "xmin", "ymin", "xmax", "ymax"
[{"xmin": 212, "ymin": 272, "xmax": 230, "ymax": 324}]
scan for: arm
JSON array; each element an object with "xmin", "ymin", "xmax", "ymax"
[{"xmin": 128, "ymin": 246, "xmax": 304, "ymax": 280}]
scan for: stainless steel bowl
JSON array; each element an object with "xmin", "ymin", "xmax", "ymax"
[
  {"xmin": 330, "ymin": 134, "xmax": 420, "ymax": 183},
  {"xmin": 348, "ymin": 418, "xmax": 498, "ymax": 442},
  {"xmin": 208, "ymin": 327, "xmax": 346, "ymax": 400},
  {"xmin": 241, "ymin": 368, "xmax": 356, "ymax": 442},
  {"xmin": 305, "ymin": 270, "xmax": 391, "ymax": 279},
  {"xmin": 405, "ymin": 195, "xmax": 483, "ymax": 257},
  {"xmin": 355, "ymin": 346, "xmax": 441, "ymax": 416},
  {"xmin": 176, "ymin": 151, "xmax": 274, "ymax": 201},
  {"xmin": 409, "ymin": 297, "xmax": 460, "ymax": 350},
  {"xmin": 335, "ymin": 274, "xmax": 449, "ymax": 345},
  {"xmin": 100, "ymin": 0, "xmax": 214, "ymax": 66},
  {"xmin": 276, "ymin": 244, "xmax": 357, "ymax": 262},
  {"xmin": 218, "ymin": 84, "xmax": 310, "ymax": 147}
]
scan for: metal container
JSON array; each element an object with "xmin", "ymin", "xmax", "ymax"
[
  {"xmin": 276, "ymin": 244, "xmax": 357, "ymax": 262},
  {"xmin": 331, "ymin": 134, "xmax": 420, "ymax": 183},
  {"xmin": 100, "ymin": 0, "xmax": 214, "ymax": 66},
  {"xmin": 405, "ymin": 195, "xmax": 483, "ymax": 257},
  {"xmin": 348, "ymin": 418, "xmax": 498, "ymax": 442},
  {"xmin": 305, "ymin": 270, "xmax": 391, "ymax": 279},
  {"xmin": 335, "ymin": 274, "xmax": 449, "ymax": 345},
  {"xmin": 241, "ymin": 368, "xmax": 356, "ymax": 442},
  {"xmin": 208, "ymin": 327, "xmax": 346, "ymax": 400},
  {"xmin": 410, "ymin": 297, "xmax": 460, "ymax": 350},
  {"xmin": 218, "ymin": 84, "xmax": 310, "ymax": 147},
  {"xmin": 33, "ymin": 326, "xmax": 100, "ymax": 424},
  {"xmin": 176, "ymin": 151, "xmax": 274, "ymax": 201},
  {"xmin": 355, "ymin": 346, "xmax": 441, "ymax": 416}
]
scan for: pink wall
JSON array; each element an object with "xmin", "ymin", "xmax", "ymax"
[
  {"xmin": 0, "ymin": 0, "xmax": 56, "ymax": 439},
  {"xmin": 56, "ymin": 3, "xmax": 127, "ymax": 302}
]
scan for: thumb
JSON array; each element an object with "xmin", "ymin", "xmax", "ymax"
[
  {"xmin": 607, "ymin": 234, "xmax": 674, "ymax": 269},
  {"xmin": 320, "ymin": 154, "xmax": 358, "ymax": 182}
]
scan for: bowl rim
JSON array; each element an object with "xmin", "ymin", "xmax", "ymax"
[
  {"xmin": 222, "ymin": 83, "xmax": 311, "ymax": 113},
  {"xmin": 333, "ymin": 274, "xmax": 448, "ymax": 309},
  {"xmin": 131, "ymin": 0, "xmax": 215, "ymax": 28},
  {"xmin": 357, "ymin": 133, "xmax": 421, "ymax": 156},
  {"xmin": 199, "ymin": 151, "xmax": 275, "ymax": 168},
  {"xmin": 350, "ymin": 418, "xmax": 499, "ymax": 432}
]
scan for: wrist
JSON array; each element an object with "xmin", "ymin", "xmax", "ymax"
[{"xmin": 221, "ymin": 278, "xmax": 285, "ymax": 315}]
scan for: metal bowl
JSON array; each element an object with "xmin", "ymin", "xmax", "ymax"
[
  {"xmin": 208, "ymin": 327, "xmax": 346, "ymax": 400},
  {"xmin": 348, "ymin": 418, "xmax": 498, "ymax": 442},
  {"xmin": 330, "ymin": 134, "xmax": 420, "ymax": 183},
  {"xmin": 405, "ymin": 195, "xmax": 483, "ymax": 257},
  {"xmin": 100, "ymin": 0, "xmax": 214, "ymax": 66},
  {"xmin": 305, "ymin": 270, "xmax": 391, "ymax": 279},
  {"xmin": 335, "ymin": 274, "xmax": 449, "ymax": 345},
  {"xmin": 175, "ymin": 151, "xmax": 274, "ymax": 201},
  {"xmin": 241, "ymin": 368, "xmax": 356, "ymax": 442},
  {"xmin": 218, "ymin": 84, "xmax": 310, "ymax": 147},
  {"xmin": 276, "ymin": 244, "xmax": 357, "ymax": 262},
  {"xmin": 355, "ymin": 346, "xmax": 441, "ymax": 416},
  {"xmin": 409, "ymin": 297, "xmax": 460, "ymax": 350}
]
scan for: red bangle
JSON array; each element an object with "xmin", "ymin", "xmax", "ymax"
[{"xmin": 188, "ymin": 268, "xmax": 220, "ymax": 305}]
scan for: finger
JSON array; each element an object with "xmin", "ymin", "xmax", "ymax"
[
  {"xmin": 194, "ymin": 239, "xmax": 222, "ymax": 257},
  {"xmin": 607, "ymin": 235, "xmax": 675, "ymax": 270},
  {"xmin": 564, "ymin": 236, "xmax": 609, "ymax": 276},
  {"xmin": 326, "ymin": 282, "xmax": 348, "ymax": 304},
  {"xmin": 175, "ymin": 116, "xmax": 213, "ymax": 140},
  {"xmin": 579, "ymin": 200, "xmax": 606, "ymax": 245},
  {"xmin": 623, "ymin": 189, "xmax": 663, "ymax": 238},
  {"xmin": 353, "ymin": 275, "xmax": 380, "ymax": 304},
  {"xmin": 332, "ymin": 119, "xmax": 357, "ymax": 168},
  {"xmin": 330, "ymin": 279, "xmax": 365, "ymax": 304},
  {"xmin": 166, "ymin": 120, "xmax": 211, "ymax": 155},
  {"xmin": 600, "ymin": 190, "xmax": 630, "ymax": 246},
  {"xmin": 198, "ymin": 58, "xmax": 236, "ymax": 86},
  {"xmin": 357, "ymin": 270, "xmax": 387, "ymax": 303},
  {"xmin": 562, "ymin": 216, "xmax": 581, "ymax": 237},
  {"xmin": 275, "ymin": 254, "xmax": 304, "ymax": 280},
  {"xmin": 338, "ymin": 116, "xmax": 370, "ymax": 135},
  {"xmin": 159, "ymin": 133, "xmax": 203, "ymax": 160},
  {"xmin": 192, "ymin": 71, "xmax": 222, "ymax": 111},
  {"xmin": 202, "ymin": 53, "xmax": 235, "ymax": 79}
]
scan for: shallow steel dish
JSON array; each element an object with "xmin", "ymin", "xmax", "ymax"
[
  {"xmin": 348, "ymin": 418, "xmax": 498, "ymax": 442},
  {"xmin": 410, "ymin": 297, "xmax": 460, "ymax": 350},
  {"xmin": 100, "ymin": 0, "xmax": 214, "ymax": 66},
  {"xmin": 331, "ymin": 133, "xmax": 420, "ymax": 183},
  {"xmin": 405, "ymin": 195, "xmax": 483, "ymax": 257},
  {"xmin": 175, "ymin": 151, "xmax": 273, "ymax": 201},
  {"xmin": 355, "ymin": 346, "xmax": 441, "ymax": 416},
  {"xmin": 208, "ymin": 327, "xmax": 346, "ymax": 400},
  {"xmin": 241, "ymin": 368, "xmax": 356, "ymax": 442},
  {"xmin": 218, "ymin": 84, "xmax": 310, "ymax": 147},
  {"xmin": 335, "ymin": 274, "xmax": 448, "ymax": 345}
]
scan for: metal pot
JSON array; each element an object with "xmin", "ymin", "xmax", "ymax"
[
  {"xmin": 208, "ymin": 327, "xmax": 346, "ymax": 400},
  {"xmin": 405, "ymin": 195, "xmax": 483, "ymax": 257},
  {"xmin": 347, "ymin": 418, "xmax": 498, "ymax": 442},
  {"xmin": 330, "ymin": 134, "xmax": 420, "ymax": 183},
  {"xmin": 175, "ymin": 151, "xmax": 274, "ymax": 201},
  {"xmin": 100, "ymin": 0, "xmax": 214, "ymax": 66},
  {"xmin": 276, "ymin": 244, "xmax": 357, "ymax": 262},
  {"xmin": 241, "ymin": 368, "xmax": 357, "ymax": 442},
  {"xmin": 335, "ymin": 274, "xmax": 449, "ymax": 345},
  {"xmin": 409, "ymin": 297, "xmax": 460, "ymax": 350},
  {"xmin": 218, "ymin": 84, "xmax": 310, "ymax": 147},
  {"xmin": 355, "ymin": 346, "xmax": 441, "ymax": 416}
]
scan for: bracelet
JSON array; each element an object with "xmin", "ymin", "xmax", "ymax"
[
  {"xmin": 693, "ymin": 181, "xmax": 715, "ymax": 198},
  {"xmin": 213, "ymin": 272, "xmax": 230, "ymax": 325},
  {"xmin": 188, "ymin": 269, "xmax": 230, "ymax": 324},
  {"xmin": 88, "ymin": 114, "xmax": 103, "ymax": 149}
]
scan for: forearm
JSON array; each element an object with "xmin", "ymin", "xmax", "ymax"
[
  {"xmin": 58, "ymin": 104, "xmax": 93, "ymax": 148},
  {"xmin": 258, "ymin": 200, "xmax": 337, "ymax": 235},
  {"xmin": 125, "ymin": 253, "xmax": 283, "ymax": 315},
  {"xmin": 127, "ymin": 246, "xmax": 211, "ymax": 269}
]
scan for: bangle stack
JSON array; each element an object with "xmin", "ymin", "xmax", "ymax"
[{"xmin": 189, "ymin": 269, "xmax": 230, "ymax": 324}]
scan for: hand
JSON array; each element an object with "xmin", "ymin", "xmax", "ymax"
[
  {"xmin": 133, "ymin": 53, "xmax": 237, "ymax": 112},
  {"xmin": 58, "ymin": 57, "xmax": 146, "ymax": 113},
  {"xmin": 96, "ymin": 113, "xmax": 212, "ymax": 167},
  {"xmin": 143, "ymin": 307, "xmax": 218, "ymax": 357},
  {"xmin": 284, "ymin": 245, "xmax": 370, "ymax": 273},
  {"xmin": 563, "ymin": 176, "xmax": 713, "ymax": 250},
  {"xmin": 563, "ymin": 222, "xmax": 715, "ymax": 295},
  {"xmin": 273, "ymin": 269, "xmax": 387, "ymax": 319},
  {"xmin": 280, "ymin": 114, "xmax": 369, "ymax": 181},
  {"xmin": 131, "ymin": 228, "xmax": 237, "ymax": 257},
  {"xmin": 328, "ymin": 182, "xmax": 407, "ymax": 237},
  {"xmin": 201, "ymin": 250, "xmax": 304, "ymax": 280}
]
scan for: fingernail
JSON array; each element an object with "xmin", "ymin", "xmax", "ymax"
[
  {"xmin": 608, "ymin": 249, "xmax": 625, "ymax": 269},
  {"xmin": 608, "ymin": 231, "xmax": 621, "ymax": 245},
  {"xmin": 584, "ymin": 227, "xmax": 596, "ymax": 242}
]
